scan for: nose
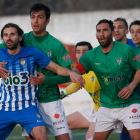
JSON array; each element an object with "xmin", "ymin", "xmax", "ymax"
[{"xmin": 34, "ymin": 17, "xmax": 38, "ymax": 23}]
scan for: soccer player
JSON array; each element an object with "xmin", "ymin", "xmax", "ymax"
[
  {"xmin": 73, "ymin": 19, "xmax": 140, "ymax": 140},
  {"xmin": 0, "ymin": 23, "xmax": 84, "ymax": 140},
  {"xmin": 114, "ymin": 17, "xmax": 135, "ymax": 140},
  {"xmin": 60, "ymin": 41, "xmax": 101, "ymax": 140},
  {"xmin": 0, "ymin": 3, "xmax": 75, "ymax": 140},
  {"xmin": 114, "ymin": 17, "xmax": 137, "ymax": 49},
  {"xmin": 129, "ymin": 20, "xmax": 140, "ymax": 49}
]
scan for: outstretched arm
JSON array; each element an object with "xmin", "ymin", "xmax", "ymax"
[
  {"xmin": 45, "ymin": 60, "xmax": 85, "ymax": 88},
  {"xmin": 29, "ymin": 65, "xmax": 71, "ymax": 86}
]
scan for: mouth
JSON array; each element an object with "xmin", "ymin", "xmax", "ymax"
[
  {"xmin": 6, "ymin": 40, "xmax": 13, "ymax": 46},
  {"xmin": 100, "ymin": 37, "xmax": 106, "ymax": 43},
  {"xmin": 34, "ymin": 25, "xmax": 39, "ymax": 29}
]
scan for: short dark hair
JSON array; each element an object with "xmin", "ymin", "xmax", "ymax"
[
  {"xmin": 30, "ymin": 3, "xmax": 51, "ymax": 20},
  {"xmin": 96, "ymin": 19, "xmax": 114, "ymax": 31},
  {"xmin": 114, "ymin": 17, "xmax": 128, "ymax": 30},
  {"xmin": 129, "ymin": 20, "xmax": 140, "ymax": 31},
  {"xmin": 75, "ymin": 41, "xmax": 93, "ymax": 52},
  {"xmin": 1, "ymin": 23, "xmax": 24, "ymax": 46}
]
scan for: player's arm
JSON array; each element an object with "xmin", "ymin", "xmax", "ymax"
[
  {"xmin": 45, "ymin": 60, "xmax": 84, "ymax": 88},
  {"xmin": 43, "ymin": 65, "xmax": 71, "ymax": 86},
  {"xmin": 29, "ymin": 65, "xmax": 71, "ymax": 86},
  {"xmin": 118, "ymin": 69, "xmax": 140, "ymax": 99},
  {"xmin": 60, "ymin": 71, "xmax": 101, "ymax": 99}
]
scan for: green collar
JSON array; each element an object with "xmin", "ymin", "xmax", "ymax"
[{"xmin": 32, "ymin": 32, "xmax": 49, "ymax": 42}]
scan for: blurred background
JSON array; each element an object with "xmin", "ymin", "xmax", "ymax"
[{"xmin": 0, "ymin": 0, "xmax": 140, "ymax": 115}]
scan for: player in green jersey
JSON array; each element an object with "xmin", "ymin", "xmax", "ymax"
[
  {"xmin": 0, "ymin": 3, "xmax": 83, "ymax": 140},
  {"xmin": 73, "ymin": 19, "xmax": 140, "ymax": 140}
]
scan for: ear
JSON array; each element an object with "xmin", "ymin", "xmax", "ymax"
[
  {"xmin": 125, "ymin": 29, "xmax": 129, "ymax": 35},
  {"xmin": 46, "ymin": 18, "xmax": 50, "ymax": 26},
  {"xmin": 19, "ymin": 35, "xmax": 23, "ymax": 42}
]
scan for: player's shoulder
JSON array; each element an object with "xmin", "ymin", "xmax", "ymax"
[
  {"xmin": 84, "ymin": 46, "xmax": 100, "ymax": 56},
  {"xmin": 47, "ymin": 33, "xmax": 64, "ymax": 48},
  {"xmin": 114, "ymin": 41, "xmax": 134, "ymax": 51}
]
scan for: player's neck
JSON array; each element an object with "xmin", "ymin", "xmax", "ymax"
[
  {"xmin": 120, "ymin": 37, "xmax": 127, "ymax": 44},
  {"xmin": 8, "ymin": 45, "xmax": 21, "ymax": 55},
  {"xmin": 33, "ymin": 30, "xmax": 47, "ymax": 37},
  {"xmin": 101, "ymin": 41, "xmax": 114, "ymax": 54}
]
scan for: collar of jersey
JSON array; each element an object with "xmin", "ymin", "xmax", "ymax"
[{"xmin": 32, "ymin": 31, "xmax": 49, "ymax": 43}]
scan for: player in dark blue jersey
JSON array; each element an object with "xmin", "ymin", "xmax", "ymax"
[{"xmin": 0, "ymin": 23, "xmax": 84, "ymax": 140}]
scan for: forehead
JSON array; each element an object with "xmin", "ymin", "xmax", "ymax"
[
  {"xmin": 76, "ymin": 45, "xmax": 89, "ymax": 51},
  {"xmin": 31, "ymin": 10, "xmax": 46, "ymax": 16},
  {"xmin": 131, "ymin": 25, "xmax": 140, "ymax": 30},
  {"xmin": 97, "ymin": 23, "xmax": 110, "ymax": 30},
  {"xmin": 114, "ymin": 21, "xmax": 125, "ymax": 27},
  {"xmin": 3, "ymin": 27, "xmax": 17, "ymax": 34}
]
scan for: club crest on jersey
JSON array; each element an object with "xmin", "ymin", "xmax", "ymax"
[
  {"xmin": 47, "ymin": 50, "xmax": 52, "ymax": 57},
  {"xmin": 20, "ymin": 58, "xmax": 25, "ymax": 66},
  {"xmin": 36, "ymin": 113, "xmax": 41, "ymax": 118},
  {"xmin": 116, "ymin": 57, "xmax": 122, "ymax": 65}
]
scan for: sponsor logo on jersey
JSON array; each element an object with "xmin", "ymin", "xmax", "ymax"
[
  {"xmin": 4, "ymin": 71, "xmax": 29, "ymax": 86},
  {"xmin": 132, "ymin": 108, "xmax": 137, "ymax": 113},
  {"xmin": 20, "ymin": 58, "xmax": 25, "ymax": 66},
  {"xmin": 47, "ymin": 50, "xmax": 52, "ymax": 57},
  {"xmin": 116, "ymin": 57, "xmax": 122, "ymax": 65},
  {"xmin": 36, "ymin": 113, "xmax": 41, "ymax": 118},
  {"xmin": 133, "ymin": 54, "xmax": 140, "ymax": 60},
  {"xmin": 62, "ymin": 54, "xmax": 70, "ymax": 60},
  {"xmin": 102, "ymin": 75, "xmax": 124, "ymax": 85},
  {"xmin": 54, "ymin": 113, "xmax": 60, "ymax": 119}
]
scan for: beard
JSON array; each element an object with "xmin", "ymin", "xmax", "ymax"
[
  {"xmin": 98, "ymin": 33, "xmax": 113, "ymax": 48},
  {"xmin": 5, "ymin": 39, "xmax": 19, "ymax": 50}
]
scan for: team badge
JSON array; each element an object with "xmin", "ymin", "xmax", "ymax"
[
  {"xmin": 132, "ymin": 108, "xmax": 137, "ymax": 113},
  {"xmin": 20, "ymin": 58, "xmax": 25, "ymax": 66},
  {"xmin": 91, "ymin": 76, "xmax": 95, "ymax": 82},
  {"xmin": 47, "ymin": 50, "xmax": 52, "ymax": 57},
  {"xmin": 36, "ymin": 113, "xmax": 41, "ymax": 118},
  {"xmin": 116, "ymin": 57, "xmax": 122, "ymax": 65}
]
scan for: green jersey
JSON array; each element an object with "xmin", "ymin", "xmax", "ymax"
[
  {"xmin": 79, "ymin": 41, "xmax": 140, "ymax": 108},
  {"xmin": 22, "ymin": 32, "xmax": 73, "ymax": 102}
]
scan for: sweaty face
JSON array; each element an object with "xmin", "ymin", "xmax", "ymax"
[
  {"xmin": 30, "ymin": 10, "xmax": 49, "ymax": 36},
  {"xmin": 3, "ymin": 27, "xmax": 20, "ymax": 50},
  {"xmin": 130, "ymin": 25, "xmax": 140, "ymax": 47},
  {"xmin": 76, "ymin": 46, "xmax": 89, "ymax": 63},
  {"xmin": 96, "ymin": 23, "xmax": 113, "ymax": 48},
  {"xmin": 114, "ymin": 21, "xmax": 128, "ymax": 42}
]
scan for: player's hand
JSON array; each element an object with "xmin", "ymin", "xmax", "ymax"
[
  {"xmin": 118, "ymin": 86, "xmax": 133, "ymax": 99},
  {"xmin": 69, "ymin": 71, "xmax": 85, "ymax": 88},
  {"xmin": 29, "ymin": 71, "xmax": 45, "ymax": 85},
  {"xmin": 59, "ymin": 91, "xmax": 68, "ymax": 99},
  {"xmin": 0, "ymin": 62, "xmax": 10, "ymax": 80}
]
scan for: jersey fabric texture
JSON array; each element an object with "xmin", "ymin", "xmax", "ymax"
[
  {"xmin": 0, "ymin": 47, "xmax": 50, "ymax": 111},
  {"xmin": 22, "ymin": 32, "xmax": 73, "ymax": 103},
  {"xmin": 126, "ymin": 38, "xmax": 137, "ymax": 50},
  {"xmin": 79, "ymin": 41, "xmax": 140, "ymax": 108}
]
